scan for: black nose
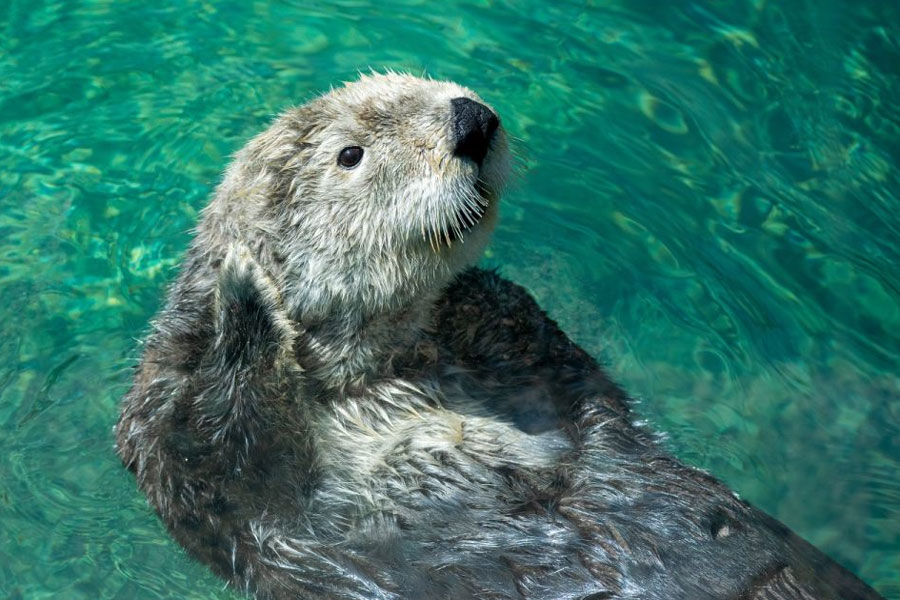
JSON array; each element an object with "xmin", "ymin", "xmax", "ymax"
[{"xmin": 451, "ymin": 97, "xmax": 499, "ymax": 165}]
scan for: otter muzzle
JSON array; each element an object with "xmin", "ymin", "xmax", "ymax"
[{"xmin": 451, "ymin": 97, "xmax": 499, "ymax": 166}]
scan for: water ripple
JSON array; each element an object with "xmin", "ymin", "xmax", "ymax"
[{"xmin": 1, "ymin": 0, "xmax": 898, "ymax": 597}]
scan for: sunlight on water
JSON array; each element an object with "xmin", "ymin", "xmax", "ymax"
[{"xmin": 1, "ymin": 0, "xmax": 898, "ymax": 597}]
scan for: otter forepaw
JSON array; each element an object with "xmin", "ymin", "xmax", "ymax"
[{"xmin": 213, "ymin": 246, "xmax": 297, "ymax": 369}]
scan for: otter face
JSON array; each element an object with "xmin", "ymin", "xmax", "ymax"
[{"xmin": 208, "ymin": 73, "xmax": 510, "ymax": 321}]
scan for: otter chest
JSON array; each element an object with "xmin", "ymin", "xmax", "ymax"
[{"xmin": 314, "ymin": 381, "xmax": 573, "ymax": 514}]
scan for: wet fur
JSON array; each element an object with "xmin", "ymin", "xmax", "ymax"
[{"xmin": 116, "ymin": 74, "xmax": 883, "ymax": 599}]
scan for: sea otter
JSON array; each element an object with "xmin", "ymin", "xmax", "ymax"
[{"xmin": 116, "ymin": 73, "xmax": 884, "ymax": 600}]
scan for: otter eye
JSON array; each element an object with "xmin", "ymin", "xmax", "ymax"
[{"xmin": 338, "ymin": 146, "xmax": 363, "ymax": 168}]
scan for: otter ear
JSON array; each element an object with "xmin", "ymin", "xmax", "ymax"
[{"xmin": 212, "ymin": 246, "xmax": 297, "ymax": 369}]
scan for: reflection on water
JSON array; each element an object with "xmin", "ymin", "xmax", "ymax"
[{"xmin": 0, "ymin": 0, "xmax": 898, "ymax": 597}]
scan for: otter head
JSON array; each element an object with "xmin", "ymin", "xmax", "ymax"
[{"xmin": 199, "ymin": 73, "xmax": 510, "ymax": 382}]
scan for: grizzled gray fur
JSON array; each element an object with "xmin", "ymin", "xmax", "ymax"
[{"xmin": 116, "ymin": 73, "xmax": 884, "ymax": 600}]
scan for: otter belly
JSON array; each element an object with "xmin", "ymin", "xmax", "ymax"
[
  {"xmin": 290, "ymin": 374, "xmax": 881, "ymax": 600},
  {"xmin": 314, "ymin": 384, "xmax": 575, "ymax": 515},
  {"xmin": 310, "ymin": 388, "xmax": 610, "ymax": 599}
]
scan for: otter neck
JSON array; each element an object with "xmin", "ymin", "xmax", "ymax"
[{"xmin": 293, "ymin": 292, "xmax": 438, "ymax": 390}]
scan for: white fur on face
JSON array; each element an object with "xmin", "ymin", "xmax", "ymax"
[{"xmin": 204, "ymin": 73, "xmax": 510, "ymax": 324}]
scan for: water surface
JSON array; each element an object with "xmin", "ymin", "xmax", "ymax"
[{"xmin": 1, "ymin": 0, "xmax": 898, "ymax": 597}]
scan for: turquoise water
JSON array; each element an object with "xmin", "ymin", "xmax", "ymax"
[{"xmin": 1, "ymin": 0, "xmax": 898, "ymax": 597}]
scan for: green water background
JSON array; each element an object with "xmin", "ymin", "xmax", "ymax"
[{"xmin": 1, "ymin": 0, "xmax": 898, "ymax": 597}]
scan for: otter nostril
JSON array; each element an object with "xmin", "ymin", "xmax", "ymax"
[{"xmin": 451, "ymin": 97, "xmax": 499, "ymax": 165}]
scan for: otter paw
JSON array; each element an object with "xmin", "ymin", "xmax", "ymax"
[{"xmin": 213, "ymin": 246, "xmax": 296, "ymax": 367}]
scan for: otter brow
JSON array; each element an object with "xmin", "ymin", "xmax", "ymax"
[{"xmin": 355, "ymin": 94, "xmax": 438, "ymax": 132}]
